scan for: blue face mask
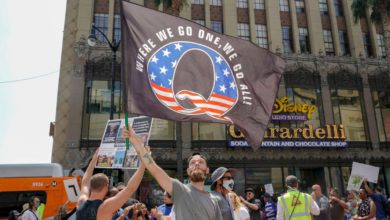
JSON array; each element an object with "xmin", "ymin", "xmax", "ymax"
[{"xmin": 223, "ymin": 179, "xmax": 234, "ymax": 191}]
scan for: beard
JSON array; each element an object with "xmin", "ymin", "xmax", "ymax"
[{"xmin": 189, "ymin": 169, "xmax": 207, "ymax": 182}]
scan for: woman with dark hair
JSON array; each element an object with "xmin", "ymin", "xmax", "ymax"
[
  {"xmin": 7, "ymin": 210, "xmax": 20, "ymax": 220},
  {"xmin": 352, "ymin": 188, "xmax": 376, "ymax": 220},
  {"xmin": 21, "ymin": 196, "xmax": 40, "ymax": 220}
]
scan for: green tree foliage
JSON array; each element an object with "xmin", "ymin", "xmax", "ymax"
[
  {"xmin": 154, "ymin": 0, "xmax": 187, "ymax": 16},
  {"xmin": 351, "ymin": 0, "xmax": 390, "ymax": 24}
]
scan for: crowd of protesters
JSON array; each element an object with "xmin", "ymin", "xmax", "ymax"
[{"xmin": 10, "ymin": 126, "xmax": 390, "ymax": 220}]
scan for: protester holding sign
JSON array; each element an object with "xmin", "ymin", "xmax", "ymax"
[
  {"xmin": 76, "ymin": 149, "xmax": 146, "ymax": 220},
  {"xmin": 363, "ymin": 179, "xmax": 388, "ymax": 220}
]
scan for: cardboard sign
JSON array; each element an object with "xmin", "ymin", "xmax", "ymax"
[
  {"xmin": 351, "ymin": 162, "xmax": 380, "ymax": 183},
  {"xmin": 97, "ymin": 116, "xmax": 153, "ymax": 169},
  {"xmin": 347, "ymin": 174, "xmax": 364, "ymax": 191},
  {"xmin": 264, "ymin": 183, "xmax": 274, "ymax": 195},
  {"xmin": 63, "ymin": 179, "xmax": 80, "ymax": 203}
]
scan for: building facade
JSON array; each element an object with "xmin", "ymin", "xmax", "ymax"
[{"xmin": 53, "ymin": 0, "xmax": 390, "ymax": 204}]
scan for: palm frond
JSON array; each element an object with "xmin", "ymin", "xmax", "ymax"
[
  {"xmin": 154, "ymin": 0, "xmax": 172, "ymax": 7},
  {"xmin": 387, "ymin": 0, "xmax": 390, "ymax": 16},
  {"xmin": 154, "ymin": 0, "xmax": 162, "ymax": 7},
  {"xmin": 351, "ymin": 0, "xmax": 390, "ymax": 23},
  {"xmin": 351, "ymin": 0, "xmax": 369, "ymax": 23},
  {"xmin": 371, "ymin": 7, "xmax": 382, "ymax": 23}
]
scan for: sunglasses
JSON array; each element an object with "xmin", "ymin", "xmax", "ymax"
[{"xmin": 222, "ymin": 176, "xmax": 234, "ymax": 180}]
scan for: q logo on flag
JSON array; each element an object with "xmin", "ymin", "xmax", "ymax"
[{"xmin": 147, "ymin": 41, "xmax": 238, "ymax": 122}]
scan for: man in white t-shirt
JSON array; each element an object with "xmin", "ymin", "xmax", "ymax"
[{"xmin": 21, "ymin": 196, "xmax": 40, "ymax": 220}]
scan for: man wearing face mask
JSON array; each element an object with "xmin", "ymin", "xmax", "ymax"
[{"xmin": 211, "ymin": 167, "xmax": 235, "ymax": 220}]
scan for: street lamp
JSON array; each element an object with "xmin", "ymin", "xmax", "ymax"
[{"xmin": 88, "ymin": 23, "xmax": 120, "ymax": 120}]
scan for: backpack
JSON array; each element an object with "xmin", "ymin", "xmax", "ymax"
[{"xmin": 381, "ymin": 195, "xmax": 390, "ymax": 216}]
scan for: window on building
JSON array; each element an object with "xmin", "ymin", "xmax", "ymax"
[
  {"xmin": 149, "ymin": 119, "xmax": 176, "ymax": 140},
  {"xmin": 329, "ymin": 74, "xmax": 367, "ymax": 141},
  {"xmin": 237, "ymin": 23, "xmax": 250, "ymax": 41},
  {"xmin": 280, "ymin": 0, "xmax": 290, "ymax": 12},
  {"xmin": 86, "ymin": 80, "xmax": 121, "ymax": 114},
  {"xmin": 369, "ymin": 73, "xmax": 390, "ymax": 142},
  {"xmin": 113, "ymin": 14, "xmax": 121, "ymax": 43},
  {"xmin": 211, "ymin": 21, "xmax": 223, "ymax": 33},
  {"xmin": 254, "ymin": 0, "xmax": 265, "ymax": 10},
  {"xmin": 295, "ymin": 0, "xmax": 305, "ymax": 13},
  {"xmin": 299, "ymin": 27, "xmax": 310, "ymax": 53},
  {"xmin": 334, "ymin": 0, "xmax": 343, "ymax": 16},
  {"xmin": 319, "ymin": 0, "xmax": 328, "ymax": 15},
  {"xmin": 192, "ymin": 0, "xmax": 204, "ymax": 4},
  {"xmin": 362, "ymin": 33, "xmax": 373, "ymax": 58},
  {"xmin": 83, "ymin": 80, "xmax": 122, "ymax": 139},
  {"xmin": 331, "ymin": 89, "xmax": 366, "ymax": 141},
  {"xmin": 339, "ymin": 31, "xmax": 349, "ymax": 56},
  {"xmin": 192, "ymin": 19, "xmax": 205, "ymax": 26},
  {"xmin": 237, "ymin": 0, "xmax": 248, "ymax": 8},
  {"xmin": 287, "ymin": 88, "xmax": 322, "ymax": 128},
  {"xmin": 282, "ymin": 26, "xmax": 293, "ymax": 54},
  {"xmin": 192, "ymin": 123, "xmax": 226, "ymax": 140},
  {"xmin": 272, "ymin": 72, "xmax": 323, "ymax": 130},
  {"xmin": 377, "ymin": 34, "xmax": 386, "ymax": 58},
  {"xmin": 256, "ymin": 24, "xmax": 268, "ymax": 49},
  {"xmin": 93, "ymin": 13, "xmax": 109, "ymax": 43},
  {"xmin": 245, "ymin": 168, "xmax": 285, "ymax": 195},
  {"xmin": 323, "ymin": 30, "xmax": 335, "ymax": 56},
  {"xmin": 210, "ymin": 0, "xmax": 222, "ymax": 6}
]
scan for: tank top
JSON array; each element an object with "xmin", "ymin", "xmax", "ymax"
[
  {"xmin": 357, "ymin": 198, "xmax": 371, "ymax": 217},
  {"xmin": 76, "ymin": 199, "xmax": 103, "ymax": 220}
]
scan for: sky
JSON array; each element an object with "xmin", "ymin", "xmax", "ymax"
[{"xmin": 0, "ymin": 0, "xmax": 66, "ymax": 164}]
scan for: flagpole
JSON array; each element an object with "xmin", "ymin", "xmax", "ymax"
[{"xmin": 125, "ymin": 112, "xmax": 130, "ymax": 150}]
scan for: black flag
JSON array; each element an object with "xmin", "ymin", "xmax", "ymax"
[{"xmin": 120, "ymin": 1, "xmax": 285, "ymax": 149}]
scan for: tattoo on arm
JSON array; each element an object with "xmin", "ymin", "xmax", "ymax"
[{"xmin": 142, "ymin": 152, "xmax": 154, "ymax": 165}]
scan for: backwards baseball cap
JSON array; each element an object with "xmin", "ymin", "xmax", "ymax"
[
  {"xmin": 244, "ymin": 187, "xmax": 255, "ymax": 193},
  {"xmin": 285, "ymin": 175, "xmax": 299, "ymax": 186},
  {"xmin": 210, "ymin": 167, "xmax": 229, "ymax": 189}
]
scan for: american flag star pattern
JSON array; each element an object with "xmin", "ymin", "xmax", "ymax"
[{"xmin": 147, "ymin": 41, "xmax": 238, "ymax": 122}]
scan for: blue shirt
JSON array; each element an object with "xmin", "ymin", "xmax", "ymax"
[
  {"xmin": 370, "ymin": 193, "xmax": 386, "ymax": 218},
  {"xmin": 112, "ymin": 208, "xmax": 130, "ymax": 220},
  {"xmin": 150, "ymin": 204, "xmax": 173, "ymax": 220},
  {"xmin": 158, "ymin": 204, "xmax": 173, "ymax": 216},
  {"xmin": 264, "ymin": 200, "xmax": 277, "ymax": 220}
]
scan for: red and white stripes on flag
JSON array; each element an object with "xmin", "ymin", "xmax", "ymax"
[{"xmin": 151, "ymin": 82, "xmax": 234, "ymax": 122}]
